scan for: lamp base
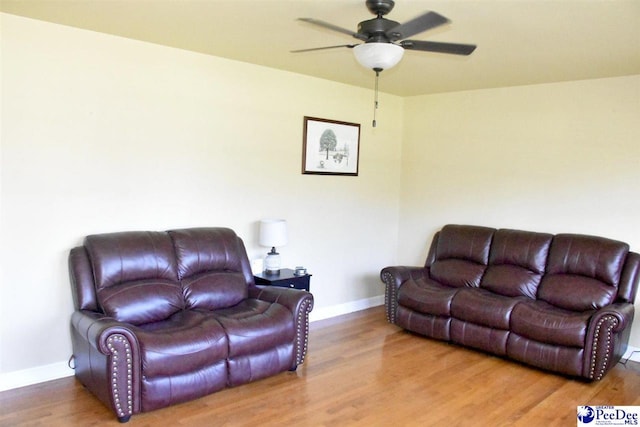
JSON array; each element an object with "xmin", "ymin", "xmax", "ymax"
[{"xmin": 264, "ymin": 247, "xmax": 281, "ymax": 275}]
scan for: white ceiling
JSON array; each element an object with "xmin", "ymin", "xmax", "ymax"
[{"xmin": 2, "ymin": 0, "xmax": 639, "ymax": 97}]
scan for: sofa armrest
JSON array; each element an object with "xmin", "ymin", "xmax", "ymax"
[
  {"xmin": 584, "ymin": 303, "xmax": 635, "ymax": 380},
  {"xmin": 248, "ymin": 286, "xmax": 314, "ymax": 367},
  {"xmin": 380, "ymin": 266, "xmax": 427, "ymax": 324},
  {"xmin": 71, "ymin": 310, "xmax": 141, "ymax": 422}
]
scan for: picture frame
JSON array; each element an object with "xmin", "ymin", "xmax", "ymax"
[{"xmin": 302, "ymin": 116, "xmax": 361, "ymax": 176}]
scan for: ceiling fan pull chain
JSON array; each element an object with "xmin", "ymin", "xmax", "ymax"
[{"xmin": 372, "ymin": 68, "xmax": 381, "ymax": 127}]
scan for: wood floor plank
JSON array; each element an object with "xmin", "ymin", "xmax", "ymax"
[{"xmin": 1, "ymin": 306, "xmax": 638, "ymax": 426}]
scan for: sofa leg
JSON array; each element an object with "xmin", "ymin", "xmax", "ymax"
[
  {"xmin": 289, "ymin": 365, "xmax": 298, "ymax": 372},
  {"xmin": 117, "ymin": 415, "xmax": 131, "ymax": 423}
]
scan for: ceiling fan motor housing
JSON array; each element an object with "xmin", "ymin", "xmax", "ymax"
[
  {"xmin": 366, "ymin": 0, "xmax": 395, "ymax": 16},
  {"xmin": 358, "ymin": 18, "xmax": 401, "ymax": 43}
]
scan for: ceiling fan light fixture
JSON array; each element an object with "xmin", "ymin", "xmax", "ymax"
[{"xmin": 353, "ymin": 42, "xmax": 404, "ymax": 71}]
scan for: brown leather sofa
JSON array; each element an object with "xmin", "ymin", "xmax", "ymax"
[
  {"xmin": 381, "ymin": 224, "xmax": 639, "ymax": 381},
  {"xmin": 69, "ymin": 227, "xmax": 314, "ymax": 422}
]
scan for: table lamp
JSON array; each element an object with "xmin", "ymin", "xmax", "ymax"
[{"xmin": 259, "ymin": 219, "xmax": 288, "ymax": 275}]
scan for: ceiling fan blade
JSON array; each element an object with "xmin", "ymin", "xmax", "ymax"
[
  {"xmin": 298, "ymin": 18, "xmax": 368, "ymax": 41},
  {"xmin": 400, "ymin": 40, "xmax": 477, "ymax": 56},
  {"xmin": 291, "ymin": 44, "xmax": 358, "ymax": 53},
  {"xmin": 386, "ymin": 11, "xmax": 450, "ymax": 41}
]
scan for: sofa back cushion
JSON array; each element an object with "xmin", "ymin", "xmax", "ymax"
[
  {"xmin": 537, "ymin": 234, "xmax": 629, "ymax": 311},
  {"xmin": 169, "ymin": 228, "xmax": 250, "ymax": 310},
  {"xmin": 84, "ymin": 231, "xmax": 183, "ymax": 325},
  {"xmin": 481, "ymin": 229, "xmax": 553, "ymax": 298},
  {"xmin": 429, "ymin": 225, "xmax": 496, "ymax": 288}
]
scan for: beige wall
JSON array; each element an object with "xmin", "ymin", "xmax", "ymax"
[
  {"xmin": 0, "ymin": 14, "xmax": 402, "ymax": 379},
  {"xmin": 400, "ymin": 75, "xmax": 640, "ymax": 346},
  {"xmin": 1, "ymin": 12, "xmax": 639, "ymax": 387}
]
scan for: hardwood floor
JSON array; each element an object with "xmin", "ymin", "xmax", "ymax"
[{"xmin": 1, "ymin": 306, "xmax": 639, "ymax": 426}]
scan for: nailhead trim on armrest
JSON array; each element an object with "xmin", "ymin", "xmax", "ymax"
[
  {"xmin": 295, "ymin": 298, "xmax": 313, "ymax": 366},
  {"xmin": 106, "ymin": 334, "xmax": 133, "ymax": 419},
  {"xmin": 589, "ymin": 315, "xmax": 618, "ymax": 380},
  {"xmin": 381, "ymin": 271, "xmax": 398, "ymax": 324}
]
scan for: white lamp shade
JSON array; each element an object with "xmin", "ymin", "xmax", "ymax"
[
  {"xmin": 353, "ymin": 42, "xmax": 404, "ymax": 71},
  {"xmin": 259, "ymin": 219, "xmax": 288, "ymax": 248}
]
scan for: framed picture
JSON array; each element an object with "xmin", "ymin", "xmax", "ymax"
[{"xmin": 302, "ymin": 116, "xmax": 361, "ymax": 176}]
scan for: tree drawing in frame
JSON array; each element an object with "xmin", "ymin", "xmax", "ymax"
[{"xmin": 302, "ymin": 116, "xmax": 361, "ymax": 176}]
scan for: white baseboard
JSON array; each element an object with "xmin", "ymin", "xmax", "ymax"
[
  {"xmin": 0, "ymin": 361, "xmax": 74, "ymax": 392},
  {"xmin": 623, "ymin": 345, "xmax": 640, "ymax": 364},
  {"xmin": 309, "ymin": 295, "xmax": 385, "ymax": 323},
  {"xmin": 0, "ymin": 301, "xmax": 636, "ymax": 393}
]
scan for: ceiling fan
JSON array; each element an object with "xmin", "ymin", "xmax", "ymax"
[
  {"xmin": 293, "ymin": 0, "xmax": 477, "ymax": 72},
  {"xmin": 293, "ymin": 0, "xmax": 477, "ymax": 127}
]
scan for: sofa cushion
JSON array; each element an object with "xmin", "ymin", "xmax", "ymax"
[
  {"xmin": 489, "ymin": 229, "xmax": 553, "ymax": 274},
  {"xmin": 507, "ymin": 333, "xmax": 584, "ymax": 377},
  {"xmin": 434, "ymin": 225, "xmax": 496, "ymax": 264},
  {"xmin": 510, "ymin": 300, "xmax": 591, "ymax": 347},
  {"xmin": 450, "ymin": 288, "xmax": 522, "ymax": 329},
  {"xmin": 450, "ymin": 320, "xmax": 510, "ymax": 356},
  {"xmin": 398, "ymin": 277, "xmax": 459, "ymax": 316},
  {"xmin": 481, "ymin": 265, "xmax": 542, "ymax": 299},
  {"xmin": 84, "ymin": 231, "xmax": 182, "ymax": 324},
  {"xmin": 430, "ymin": 259, "xmax": 487, "ymax": 288},
  {"xmin": 429, "ymin": 225, "xmax": 495, "ymax": 288},
  {"xmin": 396, "ymin": 306, "xmax": 451, "ymax": 340},
  {"xmin": 546, "ymin": 234, "xmax": 629, "ymax": 285},
  {"xmin": 537, "ymin": 234, "xmax": 629, "ymax": 311},
  {"xmin": 538, "ymin": 274, "xmax": 618, "ymax": 311},
  {"xmin": 480, "ymin": 229, "xmax": 552, "ymax": 298}
]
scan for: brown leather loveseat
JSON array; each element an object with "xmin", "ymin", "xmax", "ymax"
[
  {"xmin": 69, "ymin": 227, "xmax": 314, "ymax": 422},
  {"xmin": 381, "ymin": 224, "xmax": 639, "ymax": 381}
]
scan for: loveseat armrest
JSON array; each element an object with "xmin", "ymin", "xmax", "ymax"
[
  {"xmin": 380, "ymin": 266, "xmax": 428, "ymax": 324},
  {"xmin": 585, "ymin": 303, "xmax": 635, "ymax": 380},
  {"xmin": 71, "ymin": 310, "xmax": 141, "ymax": 422},
  {"xmin": 248, "ymin": 286, "xmax": 314, "ymax": 367}
]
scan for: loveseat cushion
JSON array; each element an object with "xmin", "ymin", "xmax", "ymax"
[
  {"xmin": 211, "ymin": 299, "xmax": 295, "ymax": 357},
  {"xmin": 138, "ymin": 310, "xmax": 230, "ymax": 412},
  {"xmin": 509, "ymin": 300, "xmax": 591, "ymax": 347},
  {"xmin": 182, "ymin": 272, "xmax": 248, "ymax": 311},
  {"xmin": 429, "ymin": 225, "xmax": 495, "ymax": 288},
  {"xmin": 214, "ymin": 299, "xmax": 297, "ymax": 386},
  {"xmin": 84, "ymin": 231, "xmax": 182, "ymax": 324},
  {"xmin": 169, "ymin": 228, "xmax": 249, "ymax": 310},
  {"xmin": 136, "ymin": 310, "xmax": 228, "ymax": 377},
  {"xmin": 99, "ymin": 279, "xmax": 184, "ymax": 325},
  {"xmin": 480, "ymin": 229, "xmax": 552, "ymax": 298},
  {"xmin": 537, "ymin": 234, "xmax": 629, "ymax": 311}
]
